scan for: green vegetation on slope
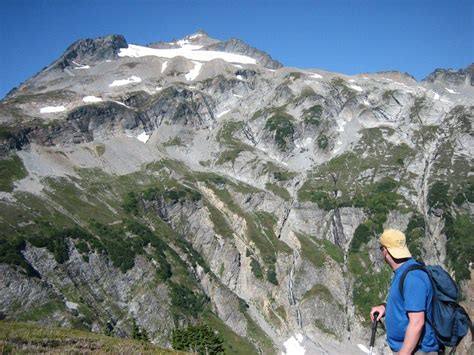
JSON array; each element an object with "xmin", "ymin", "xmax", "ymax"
[
  {"xmin": 0, "ymin": 320, "xmax": 183, "ymax": 354},
  {"xmin": 264, "ymin": 111, "xmax": 295, "ymax": 151},
  {"xmin": 0, "ymin": 153, "xmax": 28, "ymax": 192}
]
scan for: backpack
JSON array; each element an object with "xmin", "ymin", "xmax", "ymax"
[{"xmin": 399, "ymin": 261, "xmax": 473, "ymax": 352}]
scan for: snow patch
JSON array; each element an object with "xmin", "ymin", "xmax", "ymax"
[
  {"xmin": 310, "ymin": 73, "xmax": 323, "ymax": 79},
  {"xmin": 357, "ymin": 344, "xmax": 370, "ymax": 354},
  {"xmin": 72, "ymin": 61, "xmax": 90, "ymax": 69},
  {"xmin": 40, "ymin": 106, "xmax": 66, "ymax": 113},
  {"xmin": 185, "ymin": 61, "xmax": 203, "ymax": 81},
  {"xmin": 119, "ymin": 44, "xmax": 257, "ymax": 65},
  {"xmin": 217, "ymin": 109, "xmax": 231, "ymax": 118},
  {"xmin": 233, "ymin": 94, "xmax": 243, "ymax": 98},
  {"xmin": 155, "ymin": 86, "xmax": 163, "ymax": 92},
  {"xmin": 445, "ymin": 88, "xmax": 460, "ymax": 94},
  {"xmin": 66, "ymin": 301, "xmax": 79, "ymax": 310},
  {"xmin": 83, "ymin": 96, "xmax": 103, "ymax": 103},
  {"xmin": 113, "ymin": 101, "xmax": 130, "ymax": 108},
  {"xmin": 349, "ymin": 84, "xmax": 363, "ymax": 92},
  {"xmin": 109, "ymin": 76, "xmax": 142, "ymax": 87},
  {"xmin": 161, "ymin": 61, "xmax": 168, "ymax": 73},
  {"xmin": 236, "ymin": 75, "xmax": 243, "ymax": 80},
  {"xmin": 137, "ymin": 132, "xmax": 150, "ymax": 143},
  {"xmin": 363, "ymin": 100, "xmax": 371, "ymax": 106},
  {"xmin": 188, "ymin": 33, "xmax": 203, "ymax": 40},
  {"xmin": 433, "ymin": 93, "xmax": 440, "ymax": 100},
  {"xmin": 349, "ymin": 79, "xmax": 356, "ymax": 83},
  {"xmin": 282, "ymin": 334, "xmax": 306, "ymax": 355}
]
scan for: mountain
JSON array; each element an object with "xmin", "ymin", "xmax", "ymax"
[{"xmin": 0, "ymin": 32, "xmax": 473, "ymax": 354}]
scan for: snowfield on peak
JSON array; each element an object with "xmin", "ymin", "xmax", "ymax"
[{"xmin": 118, "ymin": 44, "xmax": 257, "ymax": 65}]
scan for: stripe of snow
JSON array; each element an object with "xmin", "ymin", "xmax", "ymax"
[
  {"xmin": 349, "ymin": 84, "xmax": 363, "ymax": 92},
  {"xmin": 109, "ymin": 76, "xmax": 142, "ymax": 87},
  {"xmin": 185, "ymin": 61, "xmax": 203, "ymax": 81},
  {"xmin": 310, "ymin": 73, "xmax": 323, "ymax": 79},
  {"xmin": 217, "ymin": 109, "xmax": 231, "ymax": 118},
  {"xmin": 74, "ymin": 65, "xmax": 90, "ymax": 70},
  {"xmin": 161, "ymin": 61, "xmax": 168, "ymax": 73},
  {"xmin": 83, "ymin": 96, "xmax": 103, "ymax": 103},
  {"xmin": 40, "ymin": 106, "xmax": 66, "ymax": 113},
  {"xmin": 113, "ymin": 101, "xmax": 130, "ymax": 108},
  {"xmin": 137, "ymin": 132, "xmax": 150, "ymax": 143},
  {"xmin": 119, "ymin": 44, "xmax": 257, "ymax": 65},
  {"xmin": 445, "ymin": 88, "xmax": 460, "ymax": 94}
]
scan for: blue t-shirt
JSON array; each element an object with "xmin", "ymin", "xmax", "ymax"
[{"xmin": 385, "ymin": 259, "xmax": 438, "ymax": 352}]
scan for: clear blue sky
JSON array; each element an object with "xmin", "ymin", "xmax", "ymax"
[{"xmin": 1, "ymin": 0, "xmax": 472, "ymax": 98}]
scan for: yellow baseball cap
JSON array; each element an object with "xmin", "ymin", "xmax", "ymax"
[{"xmin": 379, "ymin": 229, "xmax": 412, "ymax": 259}]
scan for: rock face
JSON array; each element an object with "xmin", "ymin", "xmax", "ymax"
[
  {"xmin": 51, "ymin": 34, "xmax": 128, "ymax": 70},
  {"xmin": 0, "ymin": 32, "xmax": 473, "ymax": 354},
  {"xmin": 203, "ymin": 38, "xmax": 283, "ymax": 69},
  {"xmin": 423, "ymin": 63, "xmax": 474, "ymax": 87}
]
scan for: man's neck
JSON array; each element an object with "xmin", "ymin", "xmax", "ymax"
[{"xmin": 390, "ymin": 258, "xmax": 412, "ymax": 271}]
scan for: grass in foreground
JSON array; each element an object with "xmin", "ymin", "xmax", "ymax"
[{"xmin": 0, "ymin": 320, "xmax": 188, "ymax": 354}]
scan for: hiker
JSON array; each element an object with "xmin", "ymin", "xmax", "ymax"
[{"xmin": 370, "ymin": 229, "xmax": 440, "ymax": 355}]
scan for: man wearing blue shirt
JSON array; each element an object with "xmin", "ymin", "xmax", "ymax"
[{"xmin": 370, "ymin": 229, "xmax": 440, "ymax": 355}]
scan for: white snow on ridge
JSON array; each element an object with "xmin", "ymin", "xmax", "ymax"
[
  {"xmin": 137, "ymin": 132, "xmax": 150, "ymax": 143},
  {"xmin": 445, "ymin": 88, "xmax": 460, "ymax": 94},
  {"xmin": 109, "ymin": 76, "xmax": 142, "ymax": 87},
  {"xmin": 119, "ymin": 44, "xmax": 257, "ymax": 65},
  {"xmin": 40, "ymin": 106, "xmax": 66, "ymax": 113},
  {"xmin": 185, "ymin": 61, "xmax": 203, "ymax": 81},
  {"xmin": 282, "ymin": 334, "xmax": 306, "ymax": 355},
  {"xmin": 83, "ymin": 96, "xmax": 103, "ymax": 103},
  {"xmin": 310, "ymin": 73, "xmax": 323, "ymax": 79}
]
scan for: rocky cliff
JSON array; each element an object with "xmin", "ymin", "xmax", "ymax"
[{"xmin": 0, "ymin": 32, "xmax": 473, "ymax": 354}]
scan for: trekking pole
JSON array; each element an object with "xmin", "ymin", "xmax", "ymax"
[{"xmin": 369, "ymin": 311, "xmax": 379, "ymax": 355}]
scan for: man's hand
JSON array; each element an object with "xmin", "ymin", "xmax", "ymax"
[{"xmin": 370, "ymin": 304, "xmax": 385, "ymax": 321}]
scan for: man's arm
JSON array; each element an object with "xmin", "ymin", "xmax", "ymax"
[{"xmin": 398, "ymin": 311, "xmax": 425, "ymax": 355}]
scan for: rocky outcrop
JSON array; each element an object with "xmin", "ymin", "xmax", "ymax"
[
  {"xmin": 203, "ymin": 38, "xmax": 283, "ymax": 69},
  {"xmin": 50, "ymin": 34, "xmax": 128, "ymax": 70},
  {"xmin": 423, "ymin": 63, "xmax": 474, "ymax": 86}
]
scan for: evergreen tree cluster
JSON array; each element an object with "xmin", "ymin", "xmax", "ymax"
[{"xmin": 172, "ymin": 323, "xmax": 224, "ymax": 354}]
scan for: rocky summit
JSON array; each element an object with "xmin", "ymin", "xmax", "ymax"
[{"xmin": 0, "ymin": 31, "xmax": 473, "ymax": 354}]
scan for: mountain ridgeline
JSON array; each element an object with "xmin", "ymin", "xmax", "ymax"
[{"xmin": 0, "ymin": 32, "xmax": 473, "ymax": 354}]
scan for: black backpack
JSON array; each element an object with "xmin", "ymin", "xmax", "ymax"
[{"xmin": 399, "ymin": 261, "xmax": 473, "ymax": 353}]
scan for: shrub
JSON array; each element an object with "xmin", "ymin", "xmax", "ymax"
[
  {"xmin": 317, "ymin": 135, "xmax": 328, "ymax": 149},
  {"xmin": 265, "ymin": 113, "xmax": 295, "ymax": 151},
  {"xmin": 427, "ymin": 182, "xmax": 450, "ymax": 209},
  {"xmin": 172, "ymin": 324, "xmax": 224, "ymax": 354},
  {"xmin": 250, "ymin": 258, "xmax": 263, "ymax": 279},
  {"xmin": 405, "ymin": 214, "xmax": 425, "ymax": 259},
  {"xmin": 351, "ymin": 223, "xmax": 372, "ymax": 251}
]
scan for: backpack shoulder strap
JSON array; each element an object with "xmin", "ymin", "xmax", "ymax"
[{"xmin": 399, "ymin": 262, "xmax": 428, "ymax": 300}]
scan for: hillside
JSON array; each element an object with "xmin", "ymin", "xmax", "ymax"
[{"xmin": 0, "ymin": 31, "xmax": 473, "ymax": 354}]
